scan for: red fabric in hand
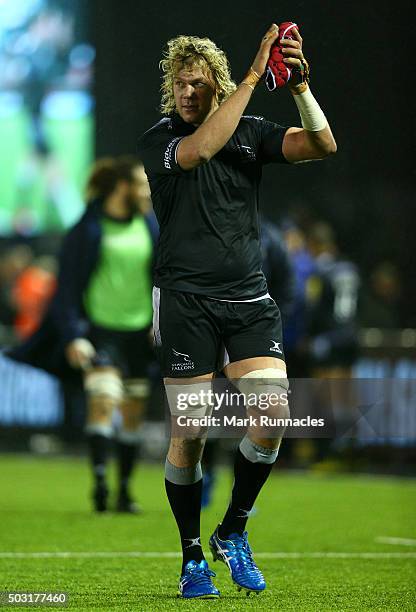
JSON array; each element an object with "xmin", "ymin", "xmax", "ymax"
[{"xmin": 265, "ymin": 21, "xmax": 299, "ymax": 91}]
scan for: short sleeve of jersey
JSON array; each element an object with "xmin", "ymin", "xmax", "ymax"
[
  {"xmin": 257, "ymin": 118, "xmax": 290, "ymax": 165},
  {"xmin": 138, "ymin": 124, "xmax": 185, "ymax": 176}
]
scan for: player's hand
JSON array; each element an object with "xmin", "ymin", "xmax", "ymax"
[
  {"xmin": 251, "ymin": 23, "xmax": 280, "ymax": 77},
  {"xmin": 65, "ymin": 338, "xmax": 96, "ymax": 370},
  {"xmin": 280, "ymin": 27, "xmax": 307, "ymax": 87}
]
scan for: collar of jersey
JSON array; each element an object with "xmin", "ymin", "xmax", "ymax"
[{"xmin": 171, "ymin": 113, "xmax": 197, "ymax": 136}]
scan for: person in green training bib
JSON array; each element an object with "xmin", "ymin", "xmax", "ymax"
[
  {"xmin": 62, "ymin": 157, "xmax": 158, "ymax": 513},
  {"xmin": 7, "ymin": 156, "xmax": 159, "ymax": 512}
]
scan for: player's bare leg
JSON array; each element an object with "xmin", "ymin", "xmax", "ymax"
[
  {"xmin": 165, "ymin": 373, "xmax": 214, "ymax": 573},
  {"xmin": 116, "ymin": 394, "xmax": 146, "ymax": 513},
  {"xmin": 84, "ymin": 365, "xmax": 123, "ymax": 512}
]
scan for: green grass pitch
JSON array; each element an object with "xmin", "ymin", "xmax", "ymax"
[{"xmin": 0, "ymin": 455, "xmax": 415, "ymax": 610}]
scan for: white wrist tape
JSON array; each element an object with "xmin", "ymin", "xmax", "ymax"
[{"xmin": 292, "ymin": 87, "xmax": 327, "ymax": 132}]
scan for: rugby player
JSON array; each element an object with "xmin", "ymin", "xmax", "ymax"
[{"xmin": 138, "ymin": 23, "xmax": 336, "ymax": 598}]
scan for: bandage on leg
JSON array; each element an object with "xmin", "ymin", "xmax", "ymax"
[
  {"xmin": 124, "ymin": 378, "xmax": 150, "ymax": 400},
  {"xmin": 84, "ymin": 369, "xmax": 123, "ymax": 434},
  {"xmin": 165, "ymin": 379, "xmax": 214, "ymax": 440},
  {"xmin": 234, "ymin": 368, "xmax": 290, "ymax": 441},
  {"xmin": 165, "ymin": 380, "xmax": 214, "ymax": 418},
  {"xmin": 120, "ymin": 397, "xmax": 145, "ymax": 433},
  {"xmin": 84, "ymin": 369, "xmax": 124, "ymax": 401},
  {"xmin": 85, "ymin": 394, "xmax": 115, "ymax": 430},
  {"xmin": 234, "ymin": 368, "xmax": 289, "ymax": 414}
]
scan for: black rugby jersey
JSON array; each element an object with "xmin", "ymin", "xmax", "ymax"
[{"xmin": 138, "ymin": 113, "xmax": 289, "ymax": 299}]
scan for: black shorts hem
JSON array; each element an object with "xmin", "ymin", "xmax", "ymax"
[{"xmin": 224, "ymin": 351, "xmax": 286, "ymax": 369}]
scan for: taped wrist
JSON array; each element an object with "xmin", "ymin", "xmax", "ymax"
[{"xmin": 292, "ymin": 86, "xmax": 327, "ymax": 131}]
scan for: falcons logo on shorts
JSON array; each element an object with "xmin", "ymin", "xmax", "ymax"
[{"xmin": 172, "ymin": 348, "xmax": 191, "ymax": 362}]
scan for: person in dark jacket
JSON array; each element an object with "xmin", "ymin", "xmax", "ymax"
[
  {"xmin": 260, "ymin": 217, "xmax": 295, "ymax": 319},
  {"xmin": 8, "ymin": 156, "xmax": 158, "ymax": 513},
  {"xmin": 305, "ymin": 221, "xmax": 360, "ymax": 375}
]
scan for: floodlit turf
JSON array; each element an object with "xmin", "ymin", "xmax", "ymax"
[{"xmin": 0, "ymin": 456, "xmax": 415, "ymax": 611}]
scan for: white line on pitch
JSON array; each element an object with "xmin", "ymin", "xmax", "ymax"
[
  {"xmin": 0, "ymin": 552, "xmax": 416, "ymax": 559},
  {"xmin": 375, "ymin": 537, "xmax": 416, "ymax": 547}
]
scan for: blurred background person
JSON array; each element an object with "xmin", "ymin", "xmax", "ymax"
[
  {"xmin": 11, "ymin": 254, "xmax": 57, "ymax": 339},
  {"xmin": 359, "ymin": 262, "xmax": 402, "ymax": 329},
  {"xmin": 305, "ymin": 221, "xmax": 360, "ymax": 378},
  {"xmin": 8, "ymin": 156, "xmax": 158, "ymax": 513},
  {"xmin": 302, "ymin": 221, "xmax": 360, "ymax": 466},
  {"xmin": 281, "ymin": 220, "xmax": 318, "ymax": 378},
  {"xmin": 0, "ymin": 245, "xmax": 34, "ymax": 343}
]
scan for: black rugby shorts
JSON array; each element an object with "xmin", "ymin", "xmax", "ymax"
[
  {"xmin": 88, "ymin": 324, "xmax": 153, "ymax": 379},
  {"xmin": 152, "ymin": 287, "xmax": 285, "ymax": 378}
]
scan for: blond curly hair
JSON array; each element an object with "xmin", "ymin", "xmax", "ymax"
[{"xmin": 159, "ymin": 35, "xmax": 237, "ymax": 115}]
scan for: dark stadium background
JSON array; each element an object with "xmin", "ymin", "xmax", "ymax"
[
  {"xmin": 94, "ymin": 0, "xmax": 414, "ymax": 325},
  {"xmin": 0, "ymin": 5, "xmax": 415, "ymax": 608},
  {"xmin": 0, "ymin": 1, "xmax": 414, "ymax": 455}
]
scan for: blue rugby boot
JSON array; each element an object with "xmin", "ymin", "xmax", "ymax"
[
  {"xmin": 177, "ymin": 559, "xmax": 220, "ymax": 599},
  {"xmin": 209, "ymin": 526, "xmax": 266, "ymax": 595}
]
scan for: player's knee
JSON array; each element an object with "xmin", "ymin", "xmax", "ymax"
[
  {"xmin": 236, "ymin": 368, "xmax": 290, "ymax": 419},
  {"xmin": 85, "ymin": 397, "xmax": 114, "ymax": 436},
  {"xmin": 84, "ymin": 368, "xmax": 124, "ymax": 403},
  {"xmin": 124, "ymin": 377, "xmax": 150, "ymax": 400},
  {"xmin": 84, "ymin": 369, "xmax": 123, "ymax": 432}
]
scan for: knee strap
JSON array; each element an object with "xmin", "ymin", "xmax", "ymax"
[
  {"xmin": 124, "ymin": 378, "xmax": 150, "ymax": 400},
  {"xmin": 165, "ymin": 380, "xmax": 214, "ymax": 418},
  {"xmin": 234, "ymin": 368, "xmax": 289, "ymax": 411},
  {"xmin": 84, "ymin": 370, "xmax": 124, "ymax": 402}
]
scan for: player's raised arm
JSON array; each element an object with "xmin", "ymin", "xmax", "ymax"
[
  {"xmin": 175, "ymin": 24, "xmax": 279, "ymax": 170},
  {"xmin": 279, "ymin": 27, "xmax": 337, "ymax": 163}
]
